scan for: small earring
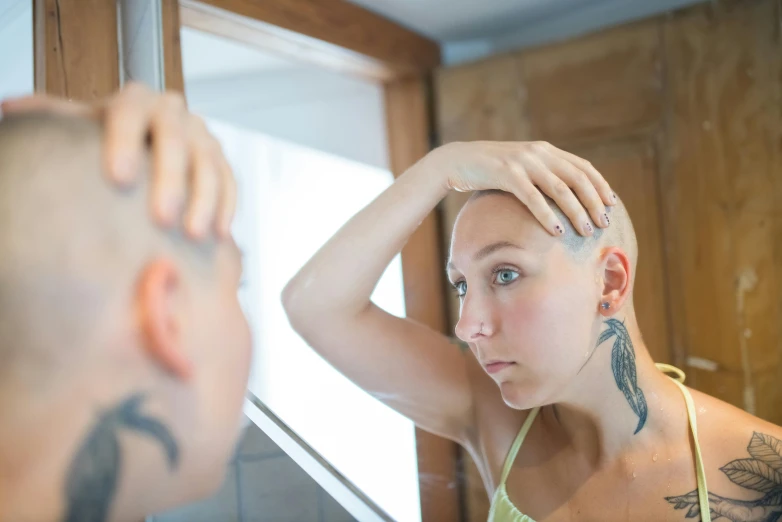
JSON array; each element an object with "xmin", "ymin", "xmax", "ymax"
[{"xmin": 601, "ymin": 302, "xmax": 611, "ymax": 310}]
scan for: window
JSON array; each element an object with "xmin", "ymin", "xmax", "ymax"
[{"xmin": 211, "ymin": 118, "xmax": 422, "ymax": 522}]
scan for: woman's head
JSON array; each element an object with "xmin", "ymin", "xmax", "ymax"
[
  {"xmin": 0, "ymin": 114, "xmax": 252, "ymax": 515},
  {"xmin": 447, "ymin": 190, "xmax": 637, "ymax": 409}
]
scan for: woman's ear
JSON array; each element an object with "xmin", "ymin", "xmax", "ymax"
[
  {"xmin": 598, "ymin": 246, "xmax": 632, "ymax": 317},
  {"xmin": 136, "ymin": 258, "xmax": 193, "ymax": 380}
]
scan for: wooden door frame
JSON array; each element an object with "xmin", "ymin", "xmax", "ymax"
[
  {"xmin": 34, "ymin": 0, "xmax": 120, "ymax": 100},
  {"xmin": 164, "ymin": 1, "xmax": 458, "ymax": 521}
]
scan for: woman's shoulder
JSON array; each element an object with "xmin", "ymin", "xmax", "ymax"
[
  {"xmin": 689, "ymin": 386, "xmax": 782, "ymax": 445},
  {"xmin": 685, "ymin": 386, "xmax": 782, "ymax": 512}
]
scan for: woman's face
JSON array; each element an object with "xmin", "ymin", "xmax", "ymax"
[{"xmin": 447, "ymin": 193, "xmax": 602, "ymax": 409}]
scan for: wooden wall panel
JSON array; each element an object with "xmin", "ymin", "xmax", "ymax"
[
  {"xmin": 661, "ymin": 0, "xmax": 782, "ymax": 423},
  {"xmin": 34, "ymin": 0, "xmax": 119, "ymax": 100},
  {"xmin": 384, "ymin": 78, "xmax": 461, "ymax": 522},
  {"xmin": 436, "ymin": 55, "xmax": 530, "ymax": 145},
  {"xmin": 519, "ymin": 20, "xmax": 663, "ymax": 144},
  {"xmin": 184, "ymin": 0, "xmax": 439, "ymax": 76},
  {"xmin": 162, "ymin": 0, "xmax": 185, "ymax": 92}
]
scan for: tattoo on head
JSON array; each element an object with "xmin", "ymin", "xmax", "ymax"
[
  {"xmin": 63, "ymin": 393, "xmax": 179, "ymax": 522},
  {"xmin": 666, "ymin": 431, "xmax": 782, "ymax": 521},
  {"xmin": 597, "ymin": 318, "xmax": 648, "ymax": 434}
]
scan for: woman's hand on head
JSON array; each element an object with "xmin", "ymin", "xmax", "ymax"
[
  {"xmin": 0, "ymin": 82, "xmax": 235, "ymax": 241},
  {"xmin": 422, "ymin": 141, "xmax": 616, "ymax": 236}
]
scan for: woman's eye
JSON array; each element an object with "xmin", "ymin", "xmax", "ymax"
[
  {"xmin": 453, "ymin": 281, "xmax": 467, "ymax": 297},
  {"xmin": 494, "ymin": 269, "xmax": 519, "ymax": 285}
]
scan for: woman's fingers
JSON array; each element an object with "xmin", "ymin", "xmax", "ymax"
[
  {"xmin": 148, "ymin": 95, "xmax": 190, "ymax": 226},
  {"xmin": 102, "ymin": 84, "xmax": 158, "ymax": 185},
  {"xmin": 533, "ymin": 173, "xmax": 595, "ymax": 236},
  {"xmin": 551, "ymin": 146, "xmax": 616, "ymax": 206},
  {"xmin": 540, "ymin": 152, "xmax": 608, "ymax": 231},
  {"xmin": 3, "ymin": 84, "xmax": 235, "ymax": 241},
  {"xmin": 184, "ymin": 119, "xmax": 221, "ymax": 239},
  {"xmin": 214, "ymin": 142, "xmax": 237, "ymax": 238},
  {"xmin": 504, "ymin": 161, "xmax": 565, "ymax": 236}
]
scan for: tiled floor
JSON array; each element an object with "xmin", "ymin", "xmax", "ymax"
[{"xmin": 150, "ymin": 420, "xmax": 356, "ymax": 522}]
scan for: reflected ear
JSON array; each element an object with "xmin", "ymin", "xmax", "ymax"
[
  {"xmin": 599, "ymin": 247, "xmax": 632, "ymax": 316},
  {"xmin": 136, "ymin": 258, "xmax": 192, "ymax": 380}
]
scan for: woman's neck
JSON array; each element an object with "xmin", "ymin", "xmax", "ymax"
[
  {"xmin": 0, "ymin": 381, "xmax": 163, "ymax": 522},
  {"xmin": 546, "ymin": 315, "xmax": 690, "ymax": 465}
]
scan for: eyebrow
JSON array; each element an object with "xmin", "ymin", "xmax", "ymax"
[{"xmin": 446, "ymin": 241, "xmax": 524, "ymax": 271}]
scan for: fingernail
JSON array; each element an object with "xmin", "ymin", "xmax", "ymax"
[
  {"xmin": 555, "ymin": 224, "xmax": 564, "ymax": 235},
  {"xmin": 612, "ymin": 192, "xmax": 617, "ymax": 202},
  {"xmin": 603, "ymin": 213, "xmax": 611, "ymax": 226},
  {"xmin": 585, "ymin": 221, "xmax": 594, "ymax": 235}
]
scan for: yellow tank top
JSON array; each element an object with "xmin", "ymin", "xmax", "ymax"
[{"xmin": 487, "ymin": 364, "xmax": 711, "ymax": 522}]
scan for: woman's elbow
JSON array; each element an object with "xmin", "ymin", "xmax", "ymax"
[{"xmin": 281, "ymin": 278, "xmax": 308, "ymax": 331}]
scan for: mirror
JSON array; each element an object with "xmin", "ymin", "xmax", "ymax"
[{"xmin": 153, "ymin": 27, "xmax": 420, "ymax": 522}]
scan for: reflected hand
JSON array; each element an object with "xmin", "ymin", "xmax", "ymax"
[
  {"xmin": 1, "ymin": 82, "xmax": 236, "ymax": 240},
  {"xmin": 423, "ymin": 140, "xmax": 616, "ymax": 236}
]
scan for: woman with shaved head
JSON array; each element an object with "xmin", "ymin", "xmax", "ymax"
[{"xmin": 283, "ymin": 139, "xmax": 782, "ymax": 522}]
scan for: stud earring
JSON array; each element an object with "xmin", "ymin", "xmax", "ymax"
[{"xmin": 601, "ymin": 302, "xmax": 611, "ymax": 310}]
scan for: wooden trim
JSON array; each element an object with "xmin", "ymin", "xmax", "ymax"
[
  {"xmin": 161, "ymin": 0, "xmax": 185, "ymax": 92},
  {"xmin": 179, "ymin": 0, "xmax": 440, "ymax": 82},
  {"xmin": 179, "ymin": 0, "xmax": 392, "ymax": 82},
  {"xmin": 385, "ymin": 77, "xmax": 461, "ymax": 522},
  {"xmin": 33, "ymin": 0, "xmax": 120, "ymax": 100}
]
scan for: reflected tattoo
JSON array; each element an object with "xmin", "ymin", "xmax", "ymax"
[
  {"xmin": 63, "ymin": 393, "xmax": 179, "ymax": 522},
  {"xmin": 597, "ymin": 318, "xmax": 648, "ymax": 434},
  {"xmin": 666, "ymin": 432, "xmax": 782, "ymax": 521}
]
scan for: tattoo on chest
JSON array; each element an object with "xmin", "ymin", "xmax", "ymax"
[
  {"xmin": 63, "ymin": 393, "xmax": 180, "ymax": 522},
  {"xmin": 666, "ymin": 431, "xmax": 782, "ymax": 521},
  {"xmin": 597, "ymin": 318, "xmax": 648, "ymax": 434}
]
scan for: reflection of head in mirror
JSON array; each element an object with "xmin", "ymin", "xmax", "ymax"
[
  {"xmin": 447, "ymin": 189, "xmax": 637, "ymax": 410},
  {"xmin": 0, "ymin": 114, "xmax": 251, "ymax": 521}
]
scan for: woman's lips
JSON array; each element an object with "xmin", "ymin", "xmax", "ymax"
[{"xmin": 484, "ymin": 361, "xmax": 515, "ymax": 374}]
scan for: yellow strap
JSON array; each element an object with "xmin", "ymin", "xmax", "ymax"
[
  {"xmin": 656, "ymin": 363, "xmax": 711, "ymax": 522},
  {"xmin": 499, "ymin": 406, "xmax": 541, "ymax": 486},
  {"xmin": 497, "ymin": 364, "xmax": 710, "ymax": 520},
  {"xmin": 655, "ymin": 362, "xmax": 686, "ymax": 383}
]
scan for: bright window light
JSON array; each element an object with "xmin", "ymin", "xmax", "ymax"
[{"xmin": 208, "ymin": 118, "xmax": 421, "ymax": 522}]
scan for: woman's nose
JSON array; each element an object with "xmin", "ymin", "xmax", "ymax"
[{"xmin": 454, "ymin": 292, "xmax": 494, "ymax": 342}]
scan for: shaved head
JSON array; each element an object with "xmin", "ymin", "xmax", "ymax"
[
  {"xmin": 0, "ymin": 112, "xmax": 251, "ymax": 517},
  {"xmin": 449, "ymin": 187, "xmax": 642, "ymax": 411},
  {"xmin": 0, "ymin": 113, "xmax": 210, "ymax": 383},
  {"xmin": 466, "ymin": 189, "xmax": 638, "ymax": 280}
]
